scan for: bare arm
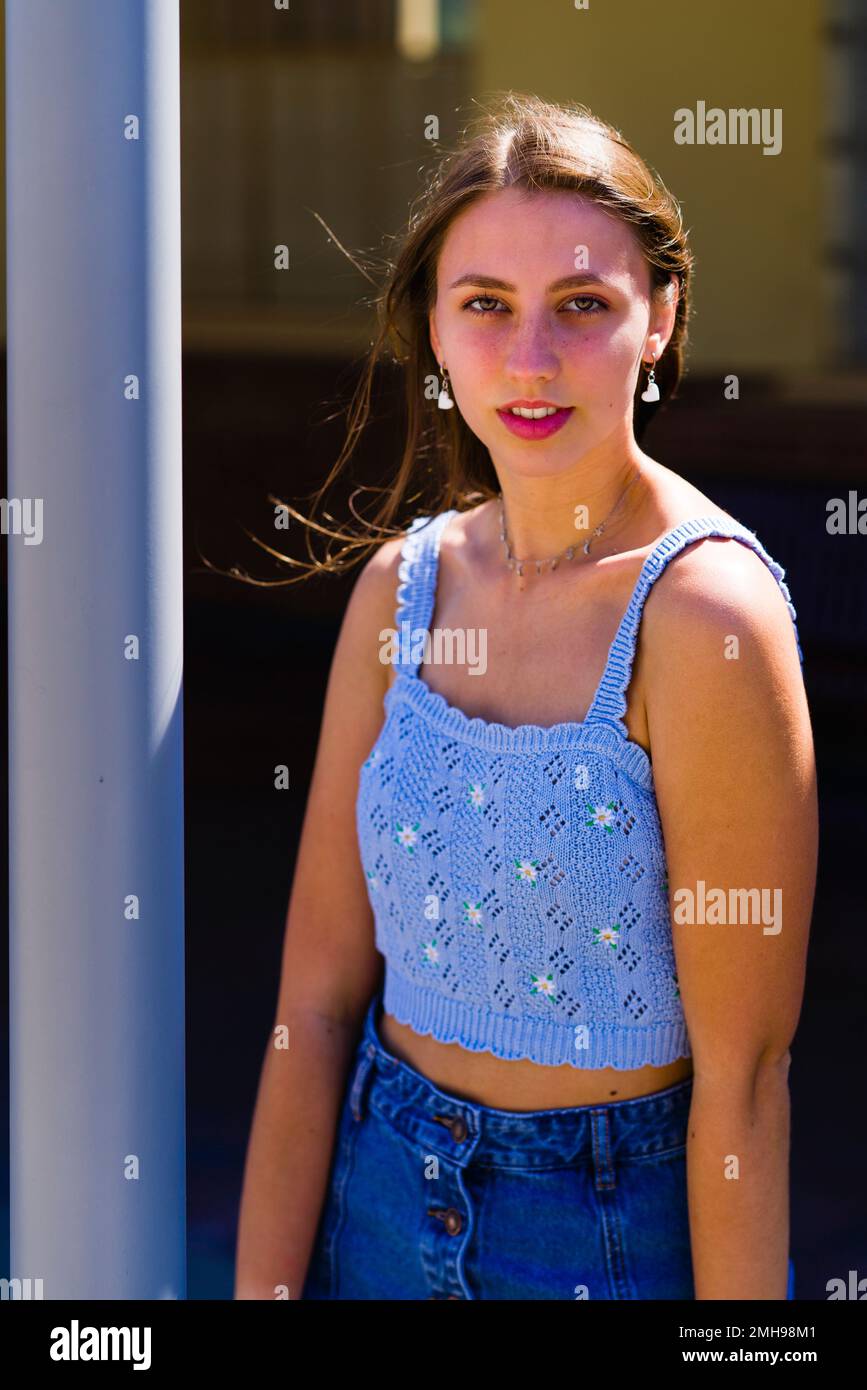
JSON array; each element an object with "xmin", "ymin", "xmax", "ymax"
[
  {"xmin": 234, "ymin": 536, "xmax": 405, "ymax": 1300},
  {"xmin": 641, "ymin": 537, "xmax": 817, "ymax": 1300}
]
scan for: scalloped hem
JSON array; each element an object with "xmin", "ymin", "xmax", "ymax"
[{"xmin": 383, "ymin": 971, "xmax": 692, "ymax": 1072}]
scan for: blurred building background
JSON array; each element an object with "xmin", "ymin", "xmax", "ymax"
[{"xmin": 1, "ymin": 0, "xmax": 865, "ymax": 1298}]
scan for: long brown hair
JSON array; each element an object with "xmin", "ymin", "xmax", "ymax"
[{"xmin": 225, "ymin": 92, "xmax": 693, "ymax": 587}]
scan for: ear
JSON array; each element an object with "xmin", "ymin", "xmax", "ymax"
[
  {"xmin": 644, "ymin": 288, "xmax": 677, "ymax": 362},
  {"xmin": 650, "ymin": 274, "xmax": 679, "ymax": 355},
  {"xmin": 645, "ymin": 330, "xmax": 666, "ymax": 361}
]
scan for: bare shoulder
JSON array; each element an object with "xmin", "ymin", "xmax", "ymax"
[
  {"xmin": 635, "ymin": 461, "xmax": 796, "ymax": 651},
  {"xmin": 345, "ymin": 529, "xmax": 407, "ymax": 659},
  {"xmin": 352, "ymin": 527, "xmax": 405, "ymax": 602},
  {"xmin": 644, "ymin": 528, "xmax": 797, "ymax": 652},
  {"xmin": 637, "ymin": 527, "xmax": 804, "ymax": 751}
]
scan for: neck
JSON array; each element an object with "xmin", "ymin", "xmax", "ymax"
[{"xmin": 497, "ymin": 452, "xmax": 646, "ymax": 567}]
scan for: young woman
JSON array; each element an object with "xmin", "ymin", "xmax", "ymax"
[{"xmin": 234, "ymin": 95, "xmax": 817, "ymax": 1301}]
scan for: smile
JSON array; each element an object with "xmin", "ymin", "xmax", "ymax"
[{"xmin": 496, "ymin": 406, "xmax": 574, "ymax": 439}]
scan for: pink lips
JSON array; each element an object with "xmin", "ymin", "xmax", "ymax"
[{"xmin": 496, "ymin": 406, "xmax": 574, "ymax": 440}]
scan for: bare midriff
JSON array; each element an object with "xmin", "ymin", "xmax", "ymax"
[{"xmin": 379, "ymin": 1010, "xmax": 693, "ymax": 1111}]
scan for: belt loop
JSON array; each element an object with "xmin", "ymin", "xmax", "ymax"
[
  {"xmin": 590, "ymin": 1109, "xmax": 615, "ymax": 1191},
  {"xmin": 349, "ymin": 1042, "xmax": 377, "ymax": 1122}
]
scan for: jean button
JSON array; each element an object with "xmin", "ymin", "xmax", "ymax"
[
  {"xmin": 444, "ymin": 1208, "xmax": 462, "ymax": 1236},
  {"xmin": 433, "ymin": 1112, "xmax": 468, "ymax": 1142}
]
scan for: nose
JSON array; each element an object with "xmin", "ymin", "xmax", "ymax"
[{"xmin": 503, "ymin": 316, "xmax": 560, "ymax": 383}]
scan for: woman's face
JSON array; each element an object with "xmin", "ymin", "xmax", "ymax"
[{"xmin": 428, "ymin": 186, "xmax": 676, "ymax": 471}]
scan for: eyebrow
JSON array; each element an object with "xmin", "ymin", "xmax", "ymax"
[{"xmin": 447, "ymin": 272, "xmax": 615, "ymax": 293}]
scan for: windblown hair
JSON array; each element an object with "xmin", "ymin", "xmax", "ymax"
[{"xmin": 227, "ymin": 91, "xmax": 693, "ymax": 586}]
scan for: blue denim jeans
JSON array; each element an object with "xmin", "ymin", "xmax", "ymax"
[{"xmin": 301, "ymin": 990, "xmax": 796, "ymax": 1300}]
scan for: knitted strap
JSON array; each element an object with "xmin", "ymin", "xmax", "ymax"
[
  {"xmin": 585, "ymin": 515, "xmax": 804, "ymax": 731},
  {"xmin": 393, "ymin": 509, "xmax": 457, "ymax": 675}
]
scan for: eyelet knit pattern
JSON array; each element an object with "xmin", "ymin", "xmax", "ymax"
[{"xmin": 357, "ymin": 508, "xmax": 803, "ymax": 1069}]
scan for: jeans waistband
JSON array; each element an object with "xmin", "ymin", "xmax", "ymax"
[{"xmin": 351, "ymin": 991, "xmax": 693, "ymax": 1172}]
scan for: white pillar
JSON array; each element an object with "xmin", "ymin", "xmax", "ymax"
[{"xmin": 6, "ymin": 0, "xmax": 185, "ymax": 1298}]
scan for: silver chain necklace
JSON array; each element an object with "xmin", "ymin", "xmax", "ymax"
[{"xmin": 499, "ymin": 470, "xmax": 642, "ymax": 577}]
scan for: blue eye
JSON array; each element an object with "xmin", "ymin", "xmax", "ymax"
[{"xmin": 461, "ymin": 294, "xmax": 607, "ymax": 317}]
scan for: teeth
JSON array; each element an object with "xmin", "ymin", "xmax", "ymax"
[{"xmin": 509, "ymin": 406, "xmax": 559, "ymax": 418}]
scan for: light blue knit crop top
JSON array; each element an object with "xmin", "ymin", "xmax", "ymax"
[{"xmin": 356, "ymin": 509, "xmax": 803, "ymax": 1069}]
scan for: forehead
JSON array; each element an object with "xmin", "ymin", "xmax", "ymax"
[{"xmin": 437, "ymin": 186, "xmax": 644, "ymax": 285}]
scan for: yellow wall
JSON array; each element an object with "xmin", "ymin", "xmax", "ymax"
[{"xmin": 476, "ymin": 0, "xmax": 827, "ymax": 374}]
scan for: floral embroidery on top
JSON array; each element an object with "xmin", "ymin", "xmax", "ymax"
[
  {"xmin": 593, "ymin": 923, "xmax": 620, "ymax": 949},
  {"xmin": 352, "ymin": 511, "xmax": 796, "ymax": 1069},
  {"xmin": 515, "ymin": 858, "xmax": 540, "ymax": 886},
  {"xmin": 395, "ymin": 821, "xmax": 420, "ymax": 852},
  {"xmin": 530, "ymin": 973, "xmax": 556, "ymax": 1000},
  {"xmin": 586, "ymin": 802, "xmax": 616, "ymax": 832}
]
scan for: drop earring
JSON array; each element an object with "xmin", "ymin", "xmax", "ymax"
[
  {"xmin": 641, "ymin": 352, "xmax": 660, "ymax": 403},
  {"xmin": 437, "ymin": 362, "xmax": 454, "ymax": 410}
]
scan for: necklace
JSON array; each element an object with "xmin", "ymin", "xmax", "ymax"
[{"xmin": 498, "ymin": 469, "xmax": 642, "ymax": 578}]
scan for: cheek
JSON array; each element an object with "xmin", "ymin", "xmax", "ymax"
[
  {"xmin": 567, "ymin": 322, "xmax": 641, "ymax": 378},
  {"xmin": 451, "ymin": 326, "xmax": 501, "ymax": 372},
  {"xmin": 551, "ymin": 316, "xmax": 638, "ymax": 370}
]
